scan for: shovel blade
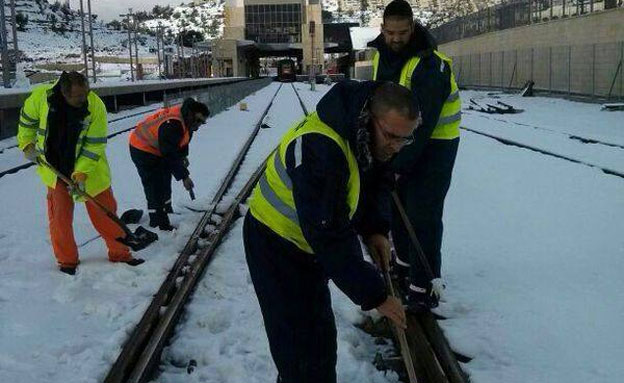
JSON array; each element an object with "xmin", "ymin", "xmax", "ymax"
[
  {"xmin": 120, "ymin": 209, "xmax": 144, "ymax": 224},
  {"xmin": 117, "ymin": 226, "xmax": 159, "ymax": 251}
]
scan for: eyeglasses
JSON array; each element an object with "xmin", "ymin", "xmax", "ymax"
[{"xmin": 373, "ymin": 116, "xmax": 415, "ymax": 146}]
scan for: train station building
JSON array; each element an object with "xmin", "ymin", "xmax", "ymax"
[{"xmin": 212, "ymin": 0, "xmax": 350, "ymax": 77}]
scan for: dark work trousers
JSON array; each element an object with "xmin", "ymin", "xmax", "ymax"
[
  {"xmin": 129, "ymin": 146, "xmax": 173, "ymax": 211},
  {"xmin": 392, "ymin": 137, "xmax": 459, "ymax": 288},
  {"xmin": 243, "ymin": 213, "xmax": 337, "ymax": 383}
]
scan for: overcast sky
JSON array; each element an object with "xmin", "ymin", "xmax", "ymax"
[{"xmin": 71, "ymin": 0, "xmax": 179, "ymax": 22}]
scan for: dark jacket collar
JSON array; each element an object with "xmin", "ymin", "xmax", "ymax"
[{"xmin": 316, "ymin": 80, "xmax": 378, "ymax": 145}]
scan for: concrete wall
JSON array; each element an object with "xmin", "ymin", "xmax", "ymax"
[
  {"xmin": 439, "ymin": 8, "xmax": 624, "ymax": 99},
  {"xmin": 0, "ymin": 77, "xmax": 254, "ymax": 140},
  {"xmin": 440, "ymin": 8, "xmax": 624, "ymax": 55}
]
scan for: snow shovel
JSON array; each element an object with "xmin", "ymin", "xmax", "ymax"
[
  {"xmin": 38, "ymin": 159, "xmax": 158, "ymax": 251},
  {"xmin": 120, "ymin": 209, "xmax": 144, "ymax": 224}
]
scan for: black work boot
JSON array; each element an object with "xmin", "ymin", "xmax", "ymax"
[
  {"xmin": 59, "ymin": 266, "xmax": 77, "ymax": 275},
  {"xmin": 149, "ymin": 209, "xmax": 174, "ymax": 231},
  {"xmin": 406, "ymin": 279, "xmax": 444, "ymax": 314},
  {"xmin": 164, "ymin": 201, "xmax": 174, "ymax": 214},
  {"xmin": 124, "ymin": 258, "xmax": 145, "ymax": 266}
]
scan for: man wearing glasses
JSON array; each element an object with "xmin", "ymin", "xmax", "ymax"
[
  {"xmin": 244, "ymin": 81, "xmax": 420, "ymax": 383},
  {"xmin": 368, "ymin": 0, "xmax": 461, "ymax": 312},
  {"xmin": 129, "ymin": 98, "xmax": 210, "ymax": 231}
]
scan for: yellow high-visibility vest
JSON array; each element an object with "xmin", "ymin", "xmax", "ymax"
[
  {"xmin": 17, "ymin": 82, "xmax": 112, "ymax": 199},
  {"xmin": 249, "ymin": 112, "xmax": 360, "ymax": 253},
  {"xmin": 373, "ymin": 50, "xmax": 461, "ymax": 139}
]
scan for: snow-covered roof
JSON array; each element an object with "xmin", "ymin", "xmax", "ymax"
[{"xmin": 349, "ymin": 26, "xmax": 380, "ymax": 51}]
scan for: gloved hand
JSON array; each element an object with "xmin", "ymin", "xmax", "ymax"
[
  {"xmin": 429, "ymin": 278, "xmax": 445, "ymax": 305},
  {"xmin": 70, "ymin": 172, "xmax": 87, "ymax": 197},
  {"xmin": 23, "ymin": 144, "xmax": 42, "ymax": 163},
  {"xmin": 182, "ymin": 157, "xmax": 190, "ymax": 168},
  {"xmin": 182, "ymin": 176, "xmax": 194, "ymax": 191}
]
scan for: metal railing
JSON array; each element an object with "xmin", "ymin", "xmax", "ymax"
[{"xmin": 432, "ymin": 0, "xmax": 623, "ymax": 45}]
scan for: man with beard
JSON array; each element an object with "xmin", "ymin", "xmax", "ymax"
[
  {"xmin": 244, "ymin": 81, "xmax": 421, "ymax": 383},
  {"xmin": 368, "ymin": 0, "xmax": 461, "ymax": 312}
]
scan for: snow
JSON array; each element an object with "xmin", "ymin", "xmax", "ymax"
[
  {"xmin": 350, "ymin": 26, "xmax": 380, "ymax": 50},
  {"xmin": 461, "ymin": 91, "xmax": 624, "ymax": 175},
  {"xmin": 1, "ymin": 83, "xmax": 623, "ymax": 383}
]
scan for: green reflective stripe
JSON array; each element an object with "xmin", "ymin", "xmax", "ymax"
[
  {"xmin": 37, "ymin": 127, "xmax": 46, "ymax": 135},
  {"xmin": 372, "ymin": 51, "xmax": 379, "ymax": 80},
  {"xmin": 447, "ymin": 91, "xmax": 459, "ymax": 102},
  {"xmin": 20, "ymin": 110, "xmax": 39, "ymax": 124},
  {"xmin": 259, "ymin": 174, "xmax": 299, "ymax": 225},
  {"xmin": 80, "ymin": 148, "xmax": 100, "ymax": 161},
  {"xmin": 273, "ymin": 152, "xmax": 292, "ymax": 191},
  {"xmin": 84, "ymin": 136, "xmax": 107, "ymax": 144},
  {"xmin": 436, "ymin": 111, "xmax": 462, "ymax": 127},
  {"xmin": 19, "ymin": 120, "xmax": 39, "ymax": 129},
  {"xmin": 19, "ymin": 122, "xmax": 38, "ymax": 130}
]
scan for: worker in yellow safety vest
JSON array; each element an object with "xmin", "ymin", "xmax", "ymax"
[
  {"xmin": 244, "ymin": 81, "xmax": 422, "ymax": 383},
  {"xmin": 367, "ymin": 0, "xmax": 461, "ymax": 311},
  {"xmin": 17, "ymin": 71, "xmax": 144, "ymax": 275}
]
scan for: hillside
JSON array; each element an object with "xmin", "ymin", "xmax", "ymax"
[
  {"xmin": 6, "ymin": 0, "xmax": 157, "ymax": 61},
  {"xmin": 5, "ymin": 0, "xmax": 502, "ymax": 63}
]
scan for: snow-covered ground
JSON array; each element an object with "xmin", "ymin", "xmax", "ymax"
[
  {"xmin": 155, "ymin": 83, "xmax": 398, "ymax": 383},
  {"xmin": 461, "ymin": 91, "xmax": 624, "ymax": 175},
  {"xmin": 0, "ymin": 85, "xmax": 623, "ymax": 383}
]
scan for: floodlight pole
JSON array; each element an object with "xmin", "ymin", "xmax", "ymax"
[
  {"xmin": 1, "ymin": 0, "xmax": 11, "ymax": 87},
  {"xmin": 121, "ymin": 10, "xmax": 134, "ymax": 81},
  {"xmin": 79, "ymin": 0, "xmax": 89, "ymax": 79},
  {"xmin": 87, "ymin": 0, "xmax": 96, "ymax": 82}
]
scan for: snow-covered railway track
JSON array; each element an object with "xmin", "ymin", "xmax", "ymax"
[
  {"xmin": 103, "ymin": 83, "xmax": 290, "ymax": 383},
  {"xmin": 0, "ymin": 105, "xmax": 163, "ymax": 179},
  {"xmin": 103, "ymin": 81, "xmax": 469, "ymax": 383},
  {"xmin": 463, "ymin": 110, "xmax": 624, "ymax": 151},
  {"xmin": 461, "ymin": 126, "xmax": 624, "ymax": 179}
]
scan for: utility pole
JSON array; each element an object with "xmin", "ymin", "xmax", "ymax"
[
  {"xmin": 9, "ymin": 0, "xmax": 17, "ymax": 52},
  {"xmin": 87, "ymin": 0, "xmax": 96, "ymax": 82},
  {"xmin": 156, "ymin": 24, "xmax": 162, "ymax": 79},
  {"xmin": 78, "ymin": 0, "xmax": 89, "ymax": 79},
  {"xmin": 180, "ymin": 27, "xmax": 186, "ymax": 78},
  {"xmin": 120, "ymin": 10, "xmax": 134, "ymax": 81},
  {"xmin": 133, "ymin": 16, "xmax": 139, "ymax": 80},
  {"xmin": 1, "ymin": 0, "xmax": 11, "ymax": 87},
  {"xmin": 309, "ymin": 21, "xmax": 315, "ymax": 91}
]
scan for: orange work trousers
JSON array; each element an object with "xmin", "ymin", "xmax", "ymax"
[{"xmin": 46, "ymin": 182, "xmax": 131, "ymax": 267}]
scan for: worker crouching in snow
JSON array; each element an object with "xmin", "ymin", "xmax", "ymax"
[
  {"xmin": 129, "ymin": 98, "xmax": 210, "ymax": 231},
  {"xmin": 244, "ymin": 81, "xmax": 421, "ymax": 383},
  {"xmin": 17, "ymin": 71, "xmax": 144, "ymax": 275}
]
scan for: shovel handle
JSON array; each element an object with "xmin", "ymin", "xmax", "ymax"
[
  {"xmin": 391, "ymin": 191, "xmax": 435, "ymax": 281},
  {"xmin": 38, "ymin": 158, "xmax": 132, "ymax": 236},
  {"xmin": 383, "ymin": 268, "xmax": 419, "ymax": 383}
]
